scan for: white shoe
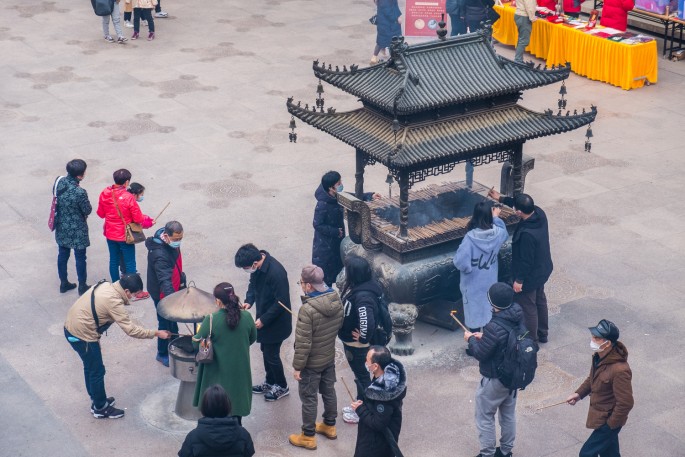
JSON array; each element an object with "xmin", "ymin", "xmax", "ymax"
[
  {"xmin": 154, "ymin": 11, "xmax": 168, "ymax": 17},
  {"xmin": 342, "ymin": 406, "xmax": 354, "ymax": 414},
  {"xmin": 124, "ymin": 20, "xmax": 133, "ymax": 28},
  {"xmin": 342, "ymin": 411, "xmax": 359, "ymax": 424}
]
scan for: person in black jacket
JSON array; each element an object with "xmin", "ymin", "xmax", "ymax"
[
  {"xmin": 464, "ymin": 283, "xmax": 523, "ymax": 457},
  {"xmin": 488, "ymin": 190, "xmax": 553, "ymax": 343},
  {"xmin": 312, "ymin": 171, "xmax": 379, "ymax": 287},
  {"xmin": 146, "ymin": 220, "xmax": 185, "ymax": 367},
  {"xmin": 338, "ymin": 255, "xmax": 383, "ymax": 423},
  {"xmin": 351, "ymin": 345, "xmax": 407, "ymax": 457},
  {"xmin": 178, "ymin": 384, "xmax": 255, "ymax": 457},
  {"xmin": 235, "ymin": 243, "xmax": 292, "ymax": 402}
]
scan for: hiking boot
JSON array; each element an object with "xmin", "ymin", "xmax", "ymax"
[
  {"xmin": 90, "ymin": 397, "xmax": 115, "ymax": 413},
  {"xmin": 315, "ymin": 423, "xmax": 337, "ymax": 440},
  {"xmin": 131, "ymin": 32, "xmax": 139, "ymax": 40},
  {"xmin": 104, "ymin": 35, "xmax": 115, "ymax": 43},
  {"xmin": 156, "ymin": 354, "xmax": 169, "ymax": 367},
  {"xmin": 288, "ymin": 432, "xmax": 316, "ymax": 450},
  {"xmin": 131, "ymin": 290, "xmax": 149, "ymax": 301},
  {"xmin": 342, "ymin": 411, "xmax": 359, "ymax": 424},
  {"xmin": 92, "ymin": 402, "xmax": 124, "ymax": 419},
  {"xmin": 60, "ymin": 281, "xmax": 77, "ymax": 293},
  {"xmin": 148, "ymin": 32, "xmax": 155, "ymax": 41},
  {"xmin": 78, "ymin": 283, "xmax": 91, "ymax": 296},
  {"xmin": 252, "ymin": 382, "xmax": 273, "ymax": 394},
  {"xmin": 495, "ymin": 447, "xmax": 512, "ymax": 457},
  {"xmin": 264, "ymin": 385, "xmax": 289, "ymax": 401}
]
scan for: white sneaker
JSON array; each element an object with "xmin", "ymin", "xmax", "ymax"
[
  {"xmin": 124, "ymin": 20, "xmax": 133, "ymax": 28},
  {"xmin": 154, "ymin": 11, "xmax": 168, "ymax": 17},
  {"xmin": 342, "ymin": 406, "xmax": 354, "ymax": 414},
  {"xmin": 342, "ymin": 411, "xmax": 359, "ymax": 424}
]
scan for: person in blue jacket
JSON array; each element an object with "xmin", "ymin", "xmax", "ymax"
[
  {"xmin": 454, "ymin": 201, "xmax": 509, "ymax": 333},
  {"xmin": 371, "ymin": 0, "xmax": 403, "ymax": 64}
]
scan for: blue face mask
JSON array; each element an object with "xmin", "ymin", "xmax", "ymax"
[
  {"xmin": 137, "ymin": 196, "xmax": 144, "ymax": 202},
  {"xmin": 336, "ymin": 184, "xmax": 344, "ymax": 192},
  {"xmin": 169, "ymin": 240, "xmax": 181, "ymax": 249}
]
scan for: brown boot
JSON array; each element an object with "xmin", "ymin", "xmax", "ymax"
[
  {"xmin": 315, "ymin": 422, "xmax": 337, "ymax": 440},
  {"xmin": 288, "ymin": 432, "xmax": 317, "ymax": 450}
]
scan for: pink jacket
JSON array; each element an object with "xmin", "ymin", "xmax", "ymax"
[{"xmin": 126, "ymin": 0, "xmax": 157, "ymax": 8}]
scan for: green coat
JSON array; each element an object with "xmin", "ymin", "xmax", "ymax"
[{"xmin": 192, "ymin": 309, "xmax": 257, "ymax": 417}]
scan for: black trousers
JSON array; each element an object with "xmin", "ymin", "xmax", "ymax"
[
  {"xmin": 133, "ymin": 8, "xmax": 154, "ymax": 33},
  {"xmin": 344, "ymin": 345, "xmax": 371, "ymax": 400},
  {"xmin": 261, "ymin": 342, "xmax": 287, "ymax": 388},
  {"xmin": 579, "ymin": 424, "xmax": 622, "ymax": 457}
]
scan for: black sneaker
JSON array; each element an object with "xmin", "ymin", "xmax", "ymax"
[
  {"xmin": 60, "ymin": 282, "xmax": 77, "ymax": 293},
  {"xmin": 92, "ymin": 402, "xmax": 124, "ymax": 419},
  {"xmin": 90, "ymin": 397, "xmax": 115, "ymax": 413},
  {"xmin": 495, "ymin": 447, "xmax": 512, "ymax": 457},
  {"xmin": 265, "ymin": 385, "xmax": 289, "ymax": 402},
  {"xmin": 252, "ymin": 382, "xmax": 273, "ymax": 394}
]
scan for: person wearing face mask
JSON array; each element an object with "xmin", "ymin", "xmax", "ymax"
[
  {"xmin": 350, "ymin": 345, "xmax": 407, "ymax": 457},
  {"xmin": 234, "ymin": 243, "xmax": 292, "ymax": 402},
  {"xmin": 64, "ymin": 273, "xmax": 171, "ymax": 419},
  {"xmin": 288, "ymin": 265, "xmax": 344, "ymax": 450},
  {"xmin": 463, "ymin": 282, "xmax": 524, "ymax": 457},
  {"xmin": 54, "ymin": 159, "xmax": 92, "ymax": 295},
  {"xmin": 566, "ymin": 319, "xmax": 633, "ymax": 457},
  {"xmin": 146, "ymin": 220, "xmax": 186, "ymax": 367},
  {"xmin": 312, "ymin": 171, "xmax": 381, "ymax": 288}
]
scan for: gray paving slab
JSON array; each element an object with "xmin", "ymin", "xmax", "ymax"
[{"xmin": 2, "ymin": 0, "xmax": 685, "ymax": 456}]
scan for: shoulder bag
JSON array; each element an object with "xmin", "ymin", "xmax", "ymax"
[
  {"xmin": 112, "ymin": 192, "xmax": 145, "ymax": 244},
  {"xmin": 195, "ymin": 313, "xmax": 214, "ymax": 364},
  {"xmin": 48, "ymin": 176, "xmax": 65, "ymax": 231},
  {"xmin": 91, "ymin": 280, "xmax": 114, "ymax": 335}
]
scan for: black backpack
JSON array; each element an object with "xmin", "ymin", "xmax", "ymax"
[
  {"xmin": 370, "ymin": 293, "xmax": 393, "ymax": 346},
  {"xmin": 91, "ymin": 0, "xmax": 114, "ymax": 16},
  {"xmin": 492, "ymin": 317, "xmax": 538, "ymax": 391}
]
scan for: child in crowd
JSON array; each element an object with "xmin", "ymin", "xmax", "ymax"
[
  {"xmin": 103, "ymin": 0, "xmax": 127, "ymax": 43},
  {"xmin": 123, "ymin": 0, "xmax": 133, "ymax": 27},
  {"xmin": 127, "ymin": 0, "xmax": 156, "ymax": 41},
  {"xmin": 121, "ymin": 183, "xmax": 155, "ymax": 301}
]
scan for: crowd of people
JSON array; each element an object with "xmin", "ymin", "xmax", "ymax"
[
  {"xmin": 96, "ymin": 0, "xmax": 169, "ymax": 42},
  {"xmin": 55, "ymin": 161, "xmax": 633, "ymax": 457}
]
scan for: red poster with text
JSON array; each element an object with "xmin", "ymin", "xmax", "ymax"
[{"xmin": 404, "ymin": 0, "xmax": 447, "ymax": 37}]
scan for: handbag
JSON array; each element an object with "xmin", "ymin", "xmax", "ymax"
[
  {"xmin": 48, "ymin": 176, "xmax": 65, "ymax": 231},
  {"xmin": 112, "ymin": 192, "xmax": 146, "ymax": 244},
  {"xmin": 195, "ymin": 313, "xmax": 214, "ymax": 364}
]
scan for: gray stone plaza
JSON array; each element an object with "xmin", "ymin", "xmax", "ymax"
[{"xmin": 1, "ymin": 0, "xmax": 685, "ymax": 455}]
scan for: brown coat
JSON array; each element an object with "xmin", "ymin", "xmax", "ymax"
[
  {"xmin": 576, "ymin": 341, "xmax": 634, "ymax": 430},
  {"xmin": 64, "ymin": 281, "xmax": 156, "ymax": 342},
  {"xmin": 292, "ymin": 290, "xmax": 344, "ymax": 372}
]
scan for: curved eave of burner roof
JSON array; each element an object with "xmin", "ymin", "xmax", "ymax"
[
  {"xmin": 312, "ymin": 33, "xmax": 571, "ymax": 116},
  {"xmin": 287, "ymin": 99, "xmax": 597, "ymax": 169}
]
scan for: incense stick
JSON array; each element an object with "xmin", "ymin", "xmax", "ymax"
[
  {"xmin": 153, "ymin": 201, "xmax": 171, "ymax": 224},
  {"xmin": 536, "ymin": 400, "xmax": 568, "ymax": 411},
  {"xmin": 450, "ymin": 310, "xmax": 469, "ymax": 332},
  {"xmin": 278, "ymin": 301, "xmax": 294, "ymax": 315},
  {"xmin": 340, "ymin": 377, "xmax": 356, "ymax": 402}
]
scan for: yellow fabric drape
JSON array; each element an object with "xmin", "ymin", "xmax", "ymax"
[{"xmin": 492, "ymin": 4, "xmax": 658, "ymax": 90}]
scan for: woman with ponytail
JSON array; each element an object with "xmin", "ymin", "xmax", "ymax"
[{"xmin": 193, "ymin": 282, "xmax": 257, "ymax": 424}]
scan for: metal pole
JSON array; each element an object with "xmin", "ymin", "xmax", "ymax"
[
  {"xmin": 399, "ymin": 169, "xmax": 409, "ymax": 238},
  {"xmin": 512, "ymin": 145, "xmax": 523, "ymax": 197},
  {"xmin": 355, "ymin": 149, "xmax": 365, "ymax": 200}
]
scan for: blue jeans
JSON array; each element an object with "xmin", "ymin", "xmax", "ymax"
[
  {"xmin": 579, "ymin": 424, "xmax": 622, "ymax": 457},
  {"xmin": 514, "ymin": 15, "xmax": 532, "ymax": 63},
  {"xmin": 154, "ymin": 298, "xmax": 178, "ymax": 356},
  {"xmin": 106, "ymin": 239, "xmax": 136, "ymax": 282},
  {"xmin": 65, "ymin": 328, "xmax": 107, "ymax": 409},
  {"xmin": 57, "ymin": 246, "xmax": 87, "ymax": 284}
]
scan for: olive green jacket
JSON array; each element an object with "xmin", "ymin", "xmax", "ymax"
[{"xmin": 293, "ymin": 290, "xmax": 344, "ymax": 372}]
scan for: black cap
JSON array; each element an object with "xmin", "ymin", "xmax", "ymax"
[
  {"xmin": 487, "ymin": 282, "xmax": 514, "ymax": 310},
  {"xmin": 589, "ymin": 319, "xmax": 619, "ymax": 343}
]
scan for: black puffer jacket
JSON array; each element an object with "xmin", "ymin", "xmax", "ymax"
[
  {"xmin": 146, "ymin": 228, "xmax": 185, "ymax": 303},
  {"xmin": 501, "ymin": 198, "xmax": 554, "ymax": 292},
  {"xmin": 312, "ymin": 184, "xmax": 345, "ymax": 285},
  {"xmin": 354, "ymin": 359, "xmax": 407, "ymax": 457},
  {"xmin": 339, "ymin": 280, "xmax": 383, "ymax": 345},
  {"xmin": 245, "ymin": 251, "xmax": 292, "ymax": 344},
  {"xmin": 178, "ymin": 416, "xmax": 255, "ymax": 457},
  {"xmin": 468, "ymin": 303, "xmax": 524, "ymax": 379}
]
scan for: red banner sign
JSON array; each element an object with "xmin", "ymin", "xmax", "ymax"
[{"xmin": 404, "ymin": 0, "xmax": 447, "ymax": 37}]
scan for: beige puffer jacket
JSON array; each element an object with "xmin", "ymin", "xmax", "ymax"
[
  {"xmin": 126, "ymin": 0, "xmax": 157, "ymax": 9},
  {"xmin": 293, "ymin": 290, "xmax": 344, "ymax": 371}
]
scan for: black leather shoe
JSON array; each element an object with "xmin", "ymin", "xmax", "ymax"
[
  {"xmin": 538, "ymin": 336, "xmax": 548, "ymax": 344},
  {"xmin": 78, "ymin": 283, "xmax": 92, "ymax": 296},
  {"xmin": 60, "ymin": 282, "xmax": 77, "ymax": 293}
]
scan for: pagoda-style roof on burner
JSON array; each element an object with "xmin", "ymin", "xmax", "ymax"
[
  {"xmin": 287, "ymin": 99, "xmax": 596, "ymax": 170},
  {"xmin": 313, "ymin": 33, "xmax": 571, "ymax": 115}
]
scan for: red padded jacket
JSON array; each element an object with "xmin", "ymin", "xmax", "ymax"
[{"xmin": 96, "ymin": 185, "xmax": 146, "ymax": 241}]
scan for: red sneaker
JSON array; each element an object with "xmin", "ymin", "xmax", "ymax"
[{"xmin": 131, "ymin": 290, "xmax": 150, "ymax": 301}]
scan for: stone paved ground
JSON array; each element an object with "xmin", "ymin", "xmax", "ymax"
[{"xmin": 1, "ymin": 0, "xmax": 685, "ymax": 456}]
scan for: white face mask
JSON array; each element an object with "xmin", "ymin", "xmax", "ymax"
[
  {"xmin": 590, "ymin": 339, "xmax": 609, "ymax": 352},
  {"xmin": 365, "ymin": 363, "xmax": 375, "ymax": 375}
]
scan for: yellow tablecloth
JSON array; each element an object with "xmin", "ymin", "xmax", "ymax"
[{"xmin": 492, "ymin": 4, "xmax": 658, "ymax": 90}]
